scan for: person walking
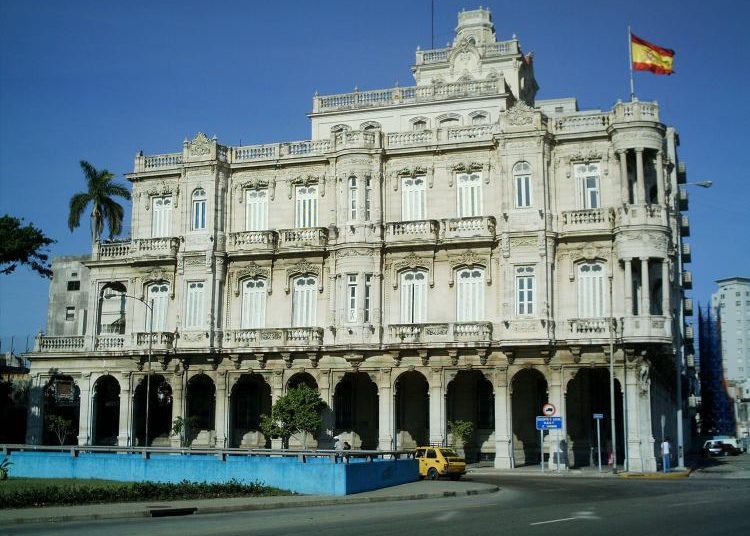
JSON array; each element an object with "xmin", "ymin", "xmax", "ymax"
[{"xmin": 661, "ymin": 437, "xmax": 671, "ymax": 473}]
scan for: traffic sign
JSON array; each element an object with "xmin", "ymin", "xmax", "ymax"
[
  {"xmin": 542, "ymin": 403, "xmax": 556, "ymax": 416},
  {"xmin": 536, "ymin": 416, "xmax": 563, "ymax": 430},
  {"xmin": 593, "ymin": 413, "xmax": 604, "ymax": 420}
]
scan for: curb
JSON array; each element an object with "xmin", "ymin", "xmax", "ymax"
[
  {"xmin": 0, "ymin": 485, "xmax": 500, "ymax": 526},
  {"xmin": 618, "ymin": 470, "xmax": 690, "ymax": 480}
]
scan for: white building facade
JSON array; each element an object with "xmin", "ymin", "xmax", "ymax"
[{"xmin": 26, "ymin": 9, "xmax": 694, "ymax": 471}]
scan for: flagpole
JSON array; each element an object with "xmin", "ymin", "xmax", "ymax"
[{"xmin": 628, "ymin": 26, "xmax": 635, "ymax": 101}]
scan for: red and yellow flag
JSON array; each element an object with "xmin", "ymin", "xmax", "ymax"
[{"xmin": 631, "ymin": 33, "xmax": 675, "ymax": 75}]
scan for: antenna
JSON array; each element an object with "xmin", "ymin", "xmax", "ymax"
[{"xmin": 431, "ymin": 0, "xmax": 434, "ymax": 49}]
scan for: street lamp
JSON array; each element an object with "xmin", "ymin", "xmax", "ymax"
[{"xmin": 104, "ymin": 283, "xmax": 154, "ymax": 447}]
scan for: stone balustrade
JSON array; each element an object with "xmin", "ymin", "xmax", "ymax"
[
  {"xmin": 134, "ymin": 152, "xmax": 183, "ymax": 172},
  {"xmin": 560, "ymin": 208, "xmax": 614, "ymax": 234},
  {"xmin": 94, "ymin": 238, "xmax": 178, "ymax": 261},
  {"xmin": 615, "ymin": 204, "xmax": 668, "ymax": 228},
  {"xmin": 95, "ymin": 335, "xmax": 126, "ymax": 350},
  {"xmin": 552, "ymin": 113, "xmax": 611, "ymax": 134},
  {"xmin": 37, "ymin": 336, "xmax": 85, "ymax": 353},
  {"xmin": 277, "ymin": 227, "xmax": 329, "ymax": 249},
  {"xmin": 228, "ymin": 230, "xmax": 278, "ymax": 253},
  {"xmin": 445, "ymin": 124, "xmax": 494, "ymax": 142},
  {"xmin": 441, "ymin": 216, "xmax": 496, "ymax": 241},
  {"xmin": 567, "ymin": 318, "xmax": 610, "ymax": 336},
  {"xmin": 134, "ymin": 332, "xmax": 175, "ymax": 350},
  {"xmin": 613, "ymin": 100, "xmax": 660, "ymax": 122},
  {"xmin": 620, "ymin": 315, "xmax": 672, "ymax": 341},
  {"xmin": 95, "ymin": 240, "xmax": 131, "ymax": 260},
  {"xmin": 388, "ymin": 322, "xmax": 492, "ymax": 344},
  {"xmin": 226, "ymin": 327, "xmax": 324, "ymax": 348},
  {"xmin": 414, "ymin": 40, "xmax": 519, "ymax": 65},
  {"xmin": 385, "ymin": 220, "xmax": 439, "ymax": 245}
]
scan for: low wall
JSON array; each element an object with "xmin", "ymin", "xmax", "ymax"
[{"xmin": 7, "ymin": 451, "xmax": 419, "ymax": 496}]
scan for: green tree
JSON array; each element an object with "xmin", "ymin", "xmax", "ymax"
[
  {"xmin": 171, "ymin": 415, "xmax": 199, "ymax": 447},
  {"xmin": 0, "ymin": 215, "xmax": 55, "ymax": 278},
  {"xmin": 67, "ymin": 160, "xmax": 131, "ymax": 244},
  {"xmin": 46, "ymin": 415, "xmax": 74, "ymax": 445},
  {"xmin": 448, "ymin": 420, "xmax": 474, "ymax": 454},
  {"xmin": 260, "ymin": 384, "xmax": 326, "ymax": 449}
]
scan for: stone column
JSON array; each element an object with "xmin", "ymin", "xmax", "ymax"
[
  {"xmin": 624, "ymin": 362, "xmax": 643, "ymax": 471},
  {"xmin": 319, "ymin": 371, "xmax": 335, "ymax": 449},
  {"xmin": 270, "ymin": 370, "xmax": 284, "ymax": 449},
  {"xmin": 635, "ymin": 148, "xmax": 645, "ymax": 204},
  {"xmin": 618, "ymin": 150, "xmax": 630, "ymax": 203},
  {"xmin": 170, "ymin": 372, "xmax": 184, "ymax": 447},
  {"xmin": 117, "ymin": 373, "xmax": 132, "ymax": 446},
  {"xmin": 378, "ymin": 369, "xmax": 394, "ymax": 451},
  {"xmin": 626, "ymin": 362, "xmax": 657, "ymax": 472},
  {"xmin": 547, "ymin": 366, "xmax": 566, "ymax": 468},
  {"xmin": 624, "ymin": 259, "xmax": 633, "ymax": 316},
  {"xmin": 25, "ymin": 374, "xmax": 45, "ymax": 445},
  {"xmin": 428, "ymin": 367, "xmax": 446, "ymax": 446},
  {"xmin": 77, "ymin": 373, "xmax": 92, "ymax": 446},
  {"xmin": 640, "ymin": 258, "xmax": 650, "ymax": 316},
  {"xmin": 493, "ymin": 367, "xmax": 512, "ymax": 468},
  {"xmin": 655, "ymin": 151, "xmax": 665, "ymax": 205},
  {"xmin": 214, "ymin": 371, "xmax": 227, "ymax": 448},
  {"xmin": 661, "ymin": 259, "xmax": 670, "ymax": 317}
]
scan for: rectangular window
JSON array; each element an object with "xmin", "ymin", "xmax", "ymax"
[
  {"xmin": 515, "ymin": 175, "xmax": 532, "ymax": 208},
  {"xmin": 575, "ymin": 163, "xmax": 601, "ymax": 209},
  {"xmin": 516, "ymin": 266, "xmax": 535, "ymax": 316},
  {"xmin": 402, "ymin": 176, "xmax": 426, "ymax": 220},
  {"xmin": 152, "ymin": 196, "xmax": 173, "ymax": 237},
  {"xmin": 364, "ymin": 274, "xmax": 373, "ymax": 323},
  {"xmin": 245, "ymin": 189, "xmax": 268, "ymax": 231},
  {"xmin": 457, "ymin": 172, "xmax": 483, "ymax": 217},
  {"xmin": 365, "ymin": 177, "xmax": 372, "ymax": 221},
  {"xmin": 185, "ymin": 281, "xmax": 205, "ymax": 329},
  {"xmin": 67, "ymin": 280, "xmax": 80, "ymax": 291},
  {"xmin": 347, "ymin": 274, "xmax": 358, "ymax": 323},
  {"xmin": 65, "ymin": 307, "xmax": 75, "ymax": 321},
  {"xmin": 348, "ymin": 178, "xmax": 358, "ymax": 221},
  {"xmin": 295, "ymin": 185, "xmax": 318, "ymax": 228},
  {"xmin": 192, "ymin": 190, "xmax": 206, "ymax": 231}
]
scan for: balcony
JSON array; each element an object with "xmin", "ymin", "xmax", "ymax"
[
  {"xmin": 680, "ymin": 214, "xmax": 690, "ymax": 236},
  {"xmin": 93, "ymin": 237, "xmax": 179, "ymax": 261},
  {"xmin": 681, "ymin": 270, "xmax": 693, "ymax": 290},
  {"xmin": 385, "ymin": 220, "xmax": 439, "ymax": 246},
  {"xmin": 683, "ymin": 298, "xmax": 694, "ymax": 316},
  {"xmin": 277, "ymin": 227, "xmax": 329, "ymax": 250},
  {"xmin": 441, "ymin": 216, "xmax": 496, "ymax": 243},
  {"xmin": 388, "ymin": 322, "xmax": 492, "ymax": 344},
  {"xmin": 567, "ymin": 318, "xmax": 611, "ymax": 337},
  {"xmin": 621, "ymin": 316, "xmax": 672, "ymax": 342},
  {"xmin": 134, "ymin": 152, "xmax": 183, "ymax": 173},
  {"xmin": 37, "ymin": 336, "xmax": 85, "ymax": 353},
  {"xmin": 612, "ymin": 100, "xmax": 660, "ymax": 123},
  {"xmin": 560, "ymin": 208, "xmax": 614, "ymax": 235},
  {"xmin": 678, "ymin": 188, "xmax": 689, "ymax": 210},
  {"xmin": 226, "ymin": 327, "xmax": 324, "ymax": 348},
  {"xmin": 134, "ymin": 332, "xmax": 175, "ymax": 351},
  {"xmin": 681, "ymin": 242, "xmax": 691, "ymax": 263},
  {"xmin": 684, "ymin": 324, "xmax": 694, "ymax": 340},
  {"xmin": 551, "ymin": 112, "xmax": 610, "ymax": 135},
  {"xmin": 94, "ymin": 240, "xmax": 131, "ymax": 260},
  {"xmin": 228, "ymin": 231, "xmax": 278, "ymax": 254},
  {"xmin": 95, "ymin": 335, "xmax": 126, "ymax": 350},
  {"xmin": 686, "ymin": 354, "xmax": 695, "ymax": 368},
  {"xmin": 615, "ymin": 204, "xmax": 668, "ymax": 228}
]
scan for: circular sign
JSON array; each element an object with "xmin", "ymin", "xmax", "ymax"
[{"xmin": 542, "ymin": 403, "xmax": 556, "ymax": 416}]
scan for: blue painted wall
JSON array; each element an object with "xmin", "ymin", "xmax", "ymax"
[{"xmin": 7, "ymin": 452, "xmax": 418, "ymax": 496}]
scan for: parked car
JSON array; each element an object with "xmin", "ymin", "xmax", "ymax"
[
  {"xmin": 414, "ymin": 446, "xmax": 466, "ymax": 480},
  {"xmin": 702, "ymin": 440, "xmax": 724, "ymax": 457},
  {"xmin": 712, "ymin": 437, "xmax": 746, "ymax": 453}
]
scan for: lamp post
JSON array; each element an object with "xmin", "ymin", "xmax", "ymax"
[
  {"xmin": 104, "ymin": 284, "xmax": 154, "ymax": 447},
  {"xmin": 675, "ymin": 179, "xmax": 712, "ymax": 469}
]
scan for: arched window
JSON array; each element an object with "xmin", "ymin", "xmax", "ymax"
[
  {"xmin": 245, "ymin": 189, "xmax": 268, "ymax": 231},
  {"xmin": 241, "ymin": 278, "xmax": 266, "ymax": 329},
  {"xmin": 400, "ymin": 270, "xmax": 427, "ymax": 323},
  {"xmin": 574, "ymin": 163, "xmax": 601, "ymax": 209},
  {"xmin": 331, "ymin": 124, "xmax": 351, "ymax": 134},
  {"xmin": 577, "ymin": 262, "xmax": 606, "ymax": 318},
  {"xmin": 437, "ymin": 113, "xmax": 461, "ymax": 127},
  {"xmin": 192, "ymin": 188, "xmax": 207, "ymax": 230},
  {"xmin": 151, "ymin": 196, "xmax": 172, "ymax": 238},
  {"xmin": 456, "ymin": 268, "xmax": 484, "ymax": 321},
  {"xmin": 401, "ymin": 176, "xmax": 426, "ymax": 220},
  {"xmin": 292, "ymin": 276, "xmax": 317, "ymax": 327},
  {"xmin": 348, "ymin": 177, "xmax": 358, "ymax": 221},
  {"xmin": 295, "ymin": 185, "xmax": 318, "ymax": 228},
  {"xmin": 470, "ymin": 111, "xmax": 488, "ymax": 125},
  {"xmin": 410, "ymin": 117, "xmax": 428, "ymax": 131},
  {"xmin": 360, "ymin": 121, "xmax": 381, "ymax": 131},
  {"xmin": 100, "ymin": 284, "xmax": 126, "ymax": 334},
  {"xmin": 456, "ymin": 172, "xmax": 482, "ymax": 217},
  {"xmin": 513, "ymin": 162, "xmax": 532, "ymax": 208},
  {"xmin": 146, "ymin": 282, "xmax": 170, "ymax": 332}
]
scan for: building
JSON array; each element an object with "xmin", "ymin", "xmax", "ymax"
[
  {"xmin": 711, "ymin": 277, "xmax": 750, "ymax": 440},
  {"xmin": 24, "ymin": 8, "xmax": 694, "ymax": 471}
]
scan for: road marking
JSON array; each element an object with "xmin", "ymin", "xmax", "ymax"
[
  {"xmin": 435, "ymin": 511, "xmax": 458, "ymax": 521},
  {"xmin": 530, "ymin": 511, "xmax": 598, "ymax": 525},
  {"xmin": 666, "ymin": 500, "xmax": 716, "ymax": 508}
]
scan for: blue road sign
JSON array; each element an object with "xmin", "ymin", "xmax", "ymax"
[
  {"xmin": 536, "ymin": 416, "xmax": 563, "ymax": 430},
  {"xmin": 593, "ymin": 413, "xmax": 604, "ymax": 420}
]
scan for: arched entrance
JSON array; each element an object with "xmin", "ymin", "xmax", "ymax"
[
  {"xmin": 43, "ymin": 376, "xmax": 80, "ymax": 445},
  {"xmin": 446, "ymin": 370, "xmax": 494, "ymax": 462},
  {"xmin": 132, "ymin": 375, "xmax": 172, "ymax": 446},
  {"xmin": 92, "ymin": 375, "xmax": 120, "ymax": 445},
  {"xmin": 511, "ymin": 368, "xmax": 548, "ymax": 466},
  {"xmin": 285, "ymin": 372, "xmax": 320, "ymax": 448},
  {"xmin": 186, "ymin": 374, "xmax": 216, "ymax": 446},
  {"xmin": 287, "ymin": 372, "xmax": 318, "ymax": 390},
  {"xmin": 333, "ymin": 372, "xmax": 379, "ymax": 449},
  {"xmin": 566, "ymin": 368, "xmax": 624, "ymax": 467},
  {"xmin": 395, "ymin": 370, "xmax": 429, "ymax": 448},
  {"xmin": 229, "ymin": 374, "xmax": 271, "ymax": 448}
]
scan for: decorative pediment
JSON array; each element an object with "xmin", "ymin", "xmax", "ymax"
[
  {"xmin": 187, "ymin": 132, "xmax": 213, "ymax": 157},
  {"xmin": 393, "ymin": 165, "xmax": 434, "ymax": 190},
  {"xmin": 142, "ymin": 180, "xmax": 179, "ymax": 210},
  {"xmin": 287, "ymin": 173, "xmax": 325, "ymax": 198},
  {"xmin": 285, "ymin": 260, "xmax": 323, "ymax": 293},
  {"xmin": 568, "ymin": 148, "xmax": 604, "ymax": 165},
  {"xmin": 233, "ymin": 263, "xmax": 272, "ymax": 296},
  {"xmin": 448, "ymin": 250, "xmax": 492, "ymax": 286},
  {"xmin": 448, "ymin": 160, "xmax": 489, "ymax": 186},
  {"xmin": 140, "ymin": 268, "xmax": 175, "ymax": 299},
  {"xmin": 506, "ymin": 101, "xmax": 535, "ymax": 126},
  {"xmin": 392, "ymin": 252, "xmax": 433, "ymax": 289}
]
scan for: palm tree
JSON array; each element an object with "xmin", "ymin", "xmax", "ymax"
[{"xmin": 68, "ymin": 160, "xmax": 131, "ymax": 244}]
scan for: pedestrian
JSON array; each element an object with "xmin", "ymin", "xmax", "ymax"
[
  {"xmin": 661, "ymin": 437, "xmax": 671, "ymax": 473},
  {"xmin": 343, "ymin": 441, "xmax": 351, "ymax": 450},
  {"xmin": 334, "ymin": 435, "xmax": 343, "ymax": 452}
]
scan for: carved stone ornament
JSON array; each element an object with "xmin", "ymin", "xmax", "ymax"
[
  {"xmin": 568, "ymin": 148, "xmax": 603, "ymax": 164},
  {"xmin": 188, "ymin": 132, "xmax": 213, "ymax": 157},
  {"xmin": 141, "ymin": 268, "xmax": 175, "ymax": 299},
  {"xmin": 142, "ymin": 180, "xmax": 179, "ymax": 210},
  {"xmin": 285, "ymin": 260, "xmax": 322, "ymax": 293},
  {"xmin": 510, "ymin": 235, "xmax": 537, "ymax": 248},
  {"xmin": 287, "ymin": 173, "xmax": 324, "ymax": 199},
  {"xmin": 448, "ymin": 250, "xmax": 491, "ymax": 286},
  {"xmin": 506, "ymin": 101, "xmax": 535, "ymax": 126},
  {"xmin": 392, "ymin": 252, "xmax": 432, "ymax": 289},
  {"xmin": 233, "ymin": 263, "xmax": 272, "ymax": 296},
  {"xmin": 393, "ymin": 164, "xmax": 433, "ymax": 190}
]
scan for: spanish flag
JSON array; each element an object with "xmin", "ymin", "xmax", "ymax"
[{"xmin": 631, "ymin": 33, "xmax": 675, "ymax": 75}]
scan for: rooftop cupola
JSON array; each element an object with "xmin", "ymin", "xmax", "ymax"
[{"xmin": 454, "ymin": 7, "xmax": 496, "ymax": 47}]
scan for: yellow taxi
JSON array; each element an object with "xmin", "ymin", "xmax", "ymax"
[{"xmin": 414, "ymin": 446, "xmax": 466, "ymax": 480}]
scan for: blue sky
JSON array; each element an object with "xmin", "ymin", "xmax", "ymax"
[{"xmin": 1, "ymin": 0, "xmax": 748, "ymax": 351}]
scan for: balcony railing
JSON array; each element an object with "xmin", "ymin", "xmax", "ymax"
[
  {"xmin": 37, "ymin": 336, "xmax": 85, "ymax": 353},
  {"xmin": 134, "ymin": 332, "xmax": 175, "ymax": 350},
  {"xmin": 560, "ymin": 208, "xmax": 614, "ymax": 233},
  {"xmin": 94, "ymin": 238, "xmax": 178, "ymax": 261},
  {"xmin": 621, "ymin": 316, "xmax": 671, "ymax": 341},
  {"xmin": 95, "ymin": 240, "xmax": 131, "ymax": 260},
  {"xmin": 681, "ymin": 271, "xmax": 693, "ymax": 289},
  {"xmin": 228, "ymin": 230, "xmax": 278, "ymax": 252},
  {"xmin": 441, "ymin": 216, "xmax": 496, "ymax": 241},
  {"xmin": 414, "ymin": 39, "xmax": 519, "ymax": 65},
  {"xmin": 613, "ymin": 100, "xmax": 660, "ymax": 122},
  {"xmin": 277, "ymin": 227, "xmax": 329, "ymax": 249},
  {"xmin": 567, "ymin": 318, "xmax": 610, "ymax": 335},
  {"xmin": 226, "ymin": 327, "xmax": 324, "ymax": 347},
  {"xmin": 615, "ymin": 204, "xmax": 668, "ymax": 228},
  {"xmin": 134, "ymin": 152, "xmax": 183, "ymax": 172},
  {"xmin": 95, "ymin": 335, "xmax": 126, "ymax": 350},
  {"xmin": 388, "ymin": 322, "xmax": 492, "ymax": 344},
  {"xmin": 552, "ymin": 113, "xmax": 611, "ymax": 134},
  {"xmin": 385, "ymin": 220, "xmax": 439, "ymax": 245}
]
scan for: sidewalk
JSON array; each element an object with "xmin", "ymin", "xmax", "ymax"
[
  {"xmin": 0, "ymin": 480, "xmax": 499, "ymax": 526},
  {"xmin": 467, "ymin": 463, "xmax": 691, "ymax": 479}
]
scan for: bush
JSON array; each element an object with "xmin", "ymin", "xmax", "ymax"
[{"xmin": 0, "ymin": 479, "xmax": 289, "ymax": 509}]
